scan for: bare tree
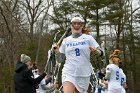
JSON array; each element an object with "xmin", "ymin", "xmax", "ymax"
[
  {"xmin": 35, "ymin": 0, "xmax": 53, "ymax": 65},
  {"xmin": 19, "ymin": 0, "xmax": 51, "ymax": 40},
  {"xmin": 0, "ymin": 0, "xmax": 21, "ymax": 93}
]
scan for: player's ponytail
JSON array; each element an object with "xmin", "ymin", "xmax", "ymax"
[
  {"xmin": 82, "ymin": 27, "xmax": 91, "ymax": 34},
  {"xmin": 109, "ymin": 49, "xmax": 120, "ymax": 65}
]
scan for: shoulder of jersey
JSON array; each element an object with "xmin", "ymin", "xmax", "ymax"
[
  {"xmin": 107, "ymin": 64, "xmax": 113, "ymax": 66},
  {"xmin": 83, "ymin": 34, "xmax": 91, "ymax": 37},
  {"xmin": 63, "ymin": 38, "xmax": 67, "ymax": 42},
  {"xmin": 63, "ymin": 35, "xmax": 72, "ymax": 41},
  {"xmin": 107, "ymin": 64, "xmax": 115, "ymax": 68},
  {"xmin": 82, "ymin": 34, "xmax": 93, "ymax": 39},
  {"xmin": 106, "ymin": 64, "xmax": 111, "ymax": 68},
  {"xmin": 119, "ymin": 68, "xmax": 124, "ymax": 72}
]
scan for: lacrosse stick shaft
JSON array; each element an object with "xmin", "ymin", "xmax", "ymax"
[
  {"xmin": 57, "ymin": 28, "xmax": 71, "ymax": 45},
  {"xmin": 44, "ymin": 28, "xmax": 70, "ymax": 73}
]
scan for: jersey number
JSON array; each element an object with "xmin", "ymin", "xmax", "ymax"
[
  {"xmin": 75, "ymin": 48, "xmax": 80, "ymax": 56},
  {"xmin": 116, "ymin": 71, "xmax": 119, "ymax": 80},
  {"xmin": 121, "ymin": 78, "xmax": 124, "ymax": 86}
]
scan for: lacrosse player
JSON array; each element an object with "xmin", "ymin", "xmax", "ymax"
[
  {"xmin": 104, "ymin": 50, "xmax": 122, "ymax": 93},
  {"xmin": 53, "ymin": 15, "xmax": 103, "ymax": 93}
]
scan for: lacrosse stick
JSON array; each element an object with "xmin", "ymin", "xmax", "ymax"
[
  {"xmin": 44, "ymin": 30, "xmax": 61, "ymax": 74},
  {"xmin": 44, "ymin": 28, "xmax": 71, "ymax": 83}
]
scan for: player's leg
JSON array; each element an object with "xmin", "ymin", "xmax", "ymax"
[{"xmin": 63, "ymin": 81, "xmax": 76, "ymax": 93}]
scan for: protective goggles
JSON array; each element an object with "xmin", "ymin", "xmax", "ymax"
[{"xmin": 71, "ymin": 22, "xmax": 84, "ymax": 26}]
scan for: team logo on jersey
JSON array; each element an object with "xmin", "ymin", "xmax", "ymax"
[{"xmin": 66, "ymin": 41, "xmax": 86, "ymax": 47}]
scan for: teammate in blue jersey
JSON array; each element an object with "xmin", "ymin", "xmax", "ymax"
[{"xmin": 53, "ymin": 16, "xmax": 103, "ymax": 93}]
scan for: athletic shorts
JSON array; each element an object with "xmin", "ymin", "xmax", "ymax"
[
  {"xmin": 108, "ymin": 88, "xmax": 122, "ymax": 93},
  {"xmin": 62, "ymin": 74, "xmax": 90, "ymax": 93}
]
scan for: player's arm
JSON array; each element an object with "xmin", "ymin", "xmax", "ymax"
[
  {"xmin": 89, "ymin": 36, "xmax": 103, "ymax": 57},
  {"xmin": 104, "ymin": 72, "xmax": 111, "ymax": 80},
  {"xmin": 123, "ymin": 75, "xmax": 127, "ymax": 88},
  {"xmin": 53, "ymin": 39, "xmax": 66, "ymax": 63},
  {"xmin": 104, "ymin": 66, "xmax": 111, "ymax": 80},
  {"xmin": 55, "ymin": 53, "xmax": 66, "ymax": 63}
]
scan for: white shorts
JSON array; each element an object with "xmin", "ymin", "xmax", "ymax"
[
  {"xmin": 108, "ymin": 88, "xmax": 122, "ymax": 93},
  {"xmin": 62, "ymin": 74, "xmax": 90, "ymax": 93}
]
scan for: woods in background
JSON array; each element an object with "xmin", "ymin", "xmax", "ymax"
[{"xmin": 0, "ymin": 0, "xmax": 140, "ymax": 93}]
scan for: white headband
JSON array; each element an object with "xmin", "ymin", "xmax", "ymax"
[{"xmin": 71, "ymin": 17, "xmax": 84, "ymax": 22}]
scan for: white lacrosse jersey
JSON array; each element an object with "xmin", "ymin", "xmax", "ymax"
[
  {"xmin": 59, "ymin": 34, "xmax": 99, "ymax": 77},
  {"xmin": 119, "ymin": 68, "xmax": 126, "ymax": 93},
  {"xmin": 106, "ymin": 64, "xmax": 122, "ymax": 91}
]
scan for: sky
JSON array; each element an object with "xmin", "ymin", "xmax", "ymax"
[{"xmin": 132, "ymin": 0, "xmax": 140, "ymax": 9}]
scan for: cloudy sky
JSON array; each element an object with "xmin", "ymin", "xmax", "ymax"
[{"xmin": 132, "ymin": 0, "xmax": 140, "ymax": 9}]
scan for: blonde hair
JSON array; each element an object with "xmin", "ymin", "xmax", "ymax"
[{"xmin": 109, "ymin": 49, "xmax": 120, "ymax": 65}]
